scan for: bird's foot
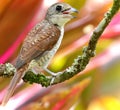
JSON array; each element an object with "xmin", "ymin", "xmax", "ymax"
[
  {"xmin": 43, "ymin": 68, "xmax": 58, "ymax": 76},
  {"xmin": 43, "ymin": 68, "xmax": 62, "ymax": 85},
  {"xmin": 50, "ymin": 71, "xmax": 63, "ymax": 85}
]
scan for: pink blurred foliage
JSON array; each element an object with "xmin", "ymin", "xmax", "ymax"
[
  {"xmin": 0, "ymin": 84, "xmax": 43, "ymax": 109},
  {"xmin": 57, "ymin": 12, "xmax": 120, "ymax": 57},
  {"xmin": 52, "ymin": 87, "xmax": 80, "ymax": 110},
  {"xmin": 82, "ymin": 39, "xmax": 120, "ymax": 74}
]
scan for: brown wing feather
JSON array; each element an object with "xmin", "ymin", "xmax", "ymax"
[{"xmin": 15, "ymin": 20, "xmax": 60, "ymax": 69}]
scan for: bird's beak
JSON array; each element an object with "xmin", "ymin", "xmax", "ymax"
[
  {"xmin": 69, "ymin": 7, "xmax": 78, "ymax": 13},
  {"xmin": 62, "ymin": 7, "xmax": 78, "ymax": 18},
  {"xmin": 62, "ymin": 7, "xmax": 78, "ymax": 14}
]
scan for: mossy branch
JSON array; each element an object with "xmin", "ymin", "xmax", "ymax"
[{"xmin": 0, "ymin": 0, "xmax": 120, "ymax": 87}]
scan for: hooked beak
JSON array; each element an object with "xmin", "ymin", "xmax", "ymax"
[{"xmin": 62, "ymin": 7, "xmax": 78, "ymax": 14}]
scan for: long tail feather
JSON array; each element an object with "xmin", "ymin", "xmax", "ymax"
[{"xmin": 2, "ymin": 70, "xmax": 23, "ymax": 106}]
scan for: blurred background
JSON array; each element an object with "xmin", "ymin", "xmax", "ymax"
[{"xmin": 0, "ymin": 0, "xmax": 120, "ymax": 110}]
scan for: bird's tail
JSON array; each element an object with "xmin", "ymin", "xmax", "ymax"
[{"xmin": 2, "ymin": 68, "xmax": 24, "ymax": 106}]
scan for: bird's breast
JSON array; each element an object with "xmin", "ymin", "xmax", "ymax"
[{"xmin": 37, "ymin": 27, "xmax": 64, "ymax": 67}]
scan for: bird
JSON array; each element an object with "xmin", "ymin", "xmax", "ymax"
[{"xmin": 2, "ymin": 2, "xmax": 78, "ymax": 106}]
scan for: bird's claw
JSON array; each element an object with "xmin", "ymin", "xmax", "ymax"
[
  {"xmin": 43, "ymin": 68, "xmax": 59, "ymax": 76},
  {"xmin": 50, "ymin": 72, "xmax": 62, "ymax": 85}
]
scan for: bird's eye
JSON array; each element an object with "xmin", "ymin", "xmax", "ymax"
[{"xmin": 56, "ymin": 5, "xmax": 62, "ymax": 11}]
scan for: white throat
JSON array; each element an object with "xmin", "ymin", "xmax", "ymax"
[{"xmin": 49, "ymin": 15, "xmax": 71, "ymax": 27}]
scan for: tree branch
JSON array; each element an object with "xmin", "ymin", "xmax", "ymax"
[{"xmin": 0, "ymin": 0, "xmax": 120, "ymax": 87}]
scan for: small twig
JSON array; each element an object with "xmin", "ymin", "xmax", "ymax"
[{"xmin": 0, "ymin": 0, "xmax": 120, "ymax": 87}]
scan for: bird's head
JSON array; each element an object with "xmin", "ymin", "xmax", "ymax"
[{"xmin": 45, "ymin": 2, "xmax": 78, "ymax": 27}]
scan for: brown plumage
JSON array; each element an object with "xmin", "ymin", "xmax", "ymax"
[
  {"xmin": 2, "ymin": 2, "xmax": 78, "ymax": 106},
  {"xmin": 15, "ymin": 20, "xmax": 60, "ymax": 70}
]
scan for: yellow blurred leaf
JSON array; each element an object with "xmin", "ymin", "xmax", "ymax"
[
  {"xmin": 63, "ymin": 0, "xmax": 86, "ymax": 10},
  {"xmin": 87, "ymin": 96, "xmax": 120, "ymax": 110}
]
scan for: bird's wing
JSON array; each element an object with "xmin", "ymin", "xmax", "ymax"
[{"xmin": 15, "ymin": 20, "xmax": 60, "ymax": 69}]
